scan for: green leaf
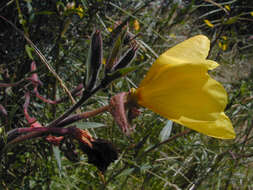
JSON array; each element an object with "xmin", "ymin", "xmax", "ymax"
[
  {"xmin": 112, "ymin": 62, "xmax": 145, "ymax": 77},
  {"xmin": 240, "ymin": 81, "xmax": 248, "ymax": 95},
  {"xmin": 159, "ymin": 120, "xmax": 173, "ymax": 142},
  {"xmin": 34, "ymin": 11, "xmax": 56, "ymax": 15},
  {"xmin": 25, "ymin": 44, "xmax": 34, "ymax": 60},
  {"xmin": 140, "ymin": 163, "xmax": 152, "ymax": 173},
  {"xmin": 117, "ymin": 168, "xmax": 135, "ymax": 177},
  {"xmin": 224, "ymin": 16, "xmax": 239, "ymax": 25},
  {"xmin": 75, "ymin": 122, "xmax": 105, "ymax": 129}
]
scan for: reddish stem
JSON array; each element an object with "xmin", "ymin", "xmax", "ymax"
[
  {"xmin": 57, "ymin": 105, "xmax": 110, "ymax": 127},
  {"xmin": 6, "ymin": 105, "xmax": 110, "ymax": 145}
]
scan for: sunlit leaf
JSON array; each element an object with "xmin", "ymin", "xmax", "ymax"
[
  {"xmin": 159, "ymin": 120, "xmax": 173, "ymax": 141},
  {"xmin": 75, "ymin": 122, "xmax": 105, "ymax": 129},
  {"xmin": 53, "ymin": 146, "xmax": 62, "ymax": 176},
  {"xmin": 25, "ymin": 44, "xmax": 34, "ymax": 60}
]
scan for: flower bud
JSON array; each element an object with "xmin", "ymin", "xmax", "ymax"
[
  {"xmin": 112, "ymin": 45, "xmax": 138, "ymax": 72},
  {"xmin": 85, "ymin": 30, "xmax": 103, "ymax": 91}
]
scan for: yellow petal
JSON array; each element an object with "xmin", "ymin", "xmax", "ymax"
[
  {"xmin": 139, "ymin": 35, "xmax": 218, "ymax": 88},
  {"xmin": 205, "ymin": 60, "xmax": 219, "ymax": 70},
  {"xmin": 176, "ymin": 113, "xmax": 235, "ymax": 139},
  {"xmin": 162, "ymin": 35, "xmax": 210, "ymax": 62}
]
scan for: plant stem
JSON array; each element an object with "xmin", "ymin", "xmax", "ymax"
[
  {"xmin": 138, "ymin": 129, "xmax": 192, "ymax": 159},
  {"xmin": 46, "ymin": 84, "xmax": 102, "ymax": 128},
  {"xmin": 57, "ymin": 105, "xmax": 110, "ymax": 128},
  {"xmin": 4, "ymin": 104, "xmax": 110, "ymax": 146}
]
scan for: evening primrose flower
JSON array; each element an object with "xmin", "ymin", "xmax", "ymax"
[{"xmin": 130, "ymin": 35, "xmax": 235, "ymax": 139}]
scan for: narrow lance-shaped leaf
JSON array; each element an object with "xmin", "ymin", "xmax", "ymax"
[
  {"xmin": 101, "ymin": 63, "xmax": 144, "ymax": 88},
  {"xmin": 53, "ymin": 146, "xmax": 62, "ymax": 176},
  {"xmin": 159, "ymin": 120, "xmax": 173, "ymax": 142},
  {"xmin": 75, "ymin": 122, "xmax": 105, "ymax": 129},
  {"xmin": 85, "ymin": 30, "xmax": 103, "ymax": 91}
]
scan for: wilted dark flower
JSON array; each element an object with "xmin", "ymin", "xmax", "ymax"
[{"xmin": 79, "ymin": 139, "xmax": 118, "ymax": 172}]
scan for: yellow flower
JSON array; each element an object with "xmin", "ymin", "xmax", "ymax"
[
  {"xmin": 107, "ymin": 27, "xmax": 113, "ymax": 32},
  {"xmin": 219, "ymin": 36, "xmax": 228, "ymax": 51},
  {"xmin": 222, "ymin": 36, "xmax": 227, "ymax": 40},
  {"xmin": 204, "ymin": 19, "xmax": 214, "ymax": 28},
  {"xmin": 130, "ymin": 35, "xmax": 235, "ymax": 139},
  {"xmin": 225, "ymin": 5, "xmax": 230, "ymax": 11},
  {"xmin": 76, "ymin": 5, "xmax": 84, "ymax": 18},
  {"xmin": 250, "ymin": 12, "xmax": 253, "ymax": 16},
  {"xmin": 133, "ymin": 20, "xmax": 140, "ymax": 31},
  {"xmin": 222, "ymin": 44, "xmax": 227, "ymax": 51}
]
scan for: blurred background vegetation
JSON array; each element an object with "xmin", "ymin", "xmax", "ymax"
[{"xmin": 0, "ymin": 0, "xmax": 253, "ymax": 189}]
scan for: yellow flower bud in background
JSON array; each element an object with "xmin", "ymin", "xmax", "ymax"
[
  {"xmin": 107, "ymin": 27, "xmax": 113, "ymax": 32},
  {"xmin": 204, "ymin": 19, "xmax": 214, "ymax": 28},
  {"xmin": 133, "ymin": 20, "xmax": 140, "ymax": 31},
  {"xmin": 76, "ymin": 5, "xmax": 84, "ymax": 18},
  {"xmin": 225, "ymin": 5, "xmax": 231, "ymax": 11}
]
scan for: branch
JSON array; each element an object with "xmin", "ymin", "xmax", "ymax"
[{"xmin": 139, "ymin": 129, "xmax": 192, "ymax": 158}]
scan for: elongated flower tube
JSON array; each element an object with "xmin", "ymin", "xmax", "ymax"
[{"xmin": 130, "ymin": 35, "xmax": 235, "ymax": 139}]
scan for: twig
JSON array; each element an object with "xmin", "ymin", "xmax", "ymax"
[
  {"xmin": 0, "ymin": 79, "xmax": 25, "ymax": 87},
  {"xmin": 140, "ymin": 129, "xmax": 192, "ymax": 158},
  {"xmin": 0, "ymin": 15, "xmax": 75, "ymax": 104},
  {"xmin": 57, "ymin": 105, "xmax": 110, "ymax": 128},
  {"xmin": 46, "ymin": 84, "xmax": 102, "ymax": 128},
  {"xmin": 4, "ymin": 104, "xmax": 110, "ymax": 146},
  {"xmin": 189, "ymin": 151, "xmax": 228, "ymax": 190}
]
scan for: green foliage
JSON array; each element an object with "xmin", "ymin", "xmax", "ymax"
[{"xmin": 0, "ymin": 0, "xmax": 253, "ymax": 189}]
